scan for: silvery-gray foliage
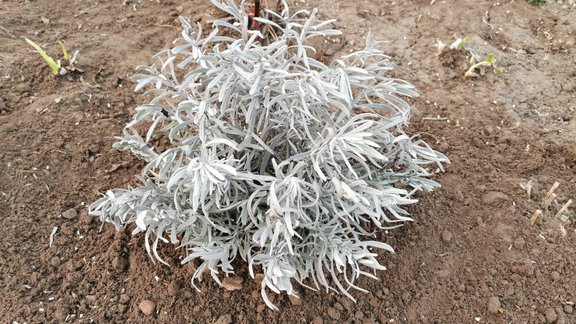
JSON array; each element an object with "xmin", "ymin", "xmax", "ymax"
[{"xmin": 89, "ymin": 0, "xmax": 448, "ymax": 309}]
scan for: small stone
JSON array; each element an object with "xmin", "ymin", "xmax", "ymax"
[
  {"xmin": 50, "ymin": 256, "xmax": 61, "ymax": 267},
  {"xmin": 333, "ymin": 302, "xmax": 344, "ymax": 311},
  {"xmin": 117, "ymin": 304, "xmax": 128, "ymax": 313},
  {"xmin": 555, "ymin": 307, "xmax": 566, "ymax": 324},
  {"xmin": 86, "ymin": 295, "xmax": 97, "ymax": 303},
  {"xmin": 564, "ymin": 305, "xmax": 573, "ymax": 314},
  {"xmin": 487, "ymin": 296, "xmax": 501, "ymax": 314},
  {"xmin": 406, "ymin": 308, "xmax": 417, "ymax": 321},
  {"xmin": 482, "ymin": 191, "xmax": 509, "ymax": 204},
  {"xmin": 441, "ymin": 230, "xmax": 453, "ymax": 242},
  {"xmin": 222, "ymin": 276, "xmax": 243, "ymax": 291},
  {"xmin": 214, "ymin": 314, "xmax": 232, "ymax": 324},
  {"xmin": 513, "ymin": 237, "xmax": 526, "ymax": 249},
  {"xmin": 139, "ymin": 300, "xmax": 156, "ymax": 316},
  {"xmin": 119, "ymin": 294, "xmax": 130, "ymax": 304},
  {"xmin": 62, "ymin": 208, "xmax": 78, "ymax": 220},
  {"xmin": 288, "ymin": 294, "xmax": 301, "ymax": 306},
  {"xmin": 311, "ymin": 316, "xmax": 323, "ymax": 324},
  {"xmin": 544, "ymin": 307, "xmax": 557, "ymax": 323},
  {"xmin": 339, "ymin": 297, "xmax": 351, "ymax": 310},
  {"xmin": 326, "ymin": 307, "xmax": 340, "ymax": 320},
  {"xmin": 402, "ymin": 291, "xmax": 411, "ymax": 304},
  {"xmin": 551, "ymin": 272, "xmax": 561, "ymax": 281},
  {"xmin": 14, "ymin": 83, "xmax": 30, "ymax": 94}
]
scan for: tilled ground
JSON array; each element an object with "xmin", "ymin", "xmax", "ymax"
[{"xmin": 1, "ymin": 0, "xmax": 575, "ymax": 323}]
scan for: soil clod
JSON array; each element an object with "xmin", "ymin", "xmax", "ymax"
[
  {"xmin": 326, "ymin": 307, "xmax": 340, "ymax": 320},
  {"xmin": 222, "ymin": 276, "xmax": 243, "ymax": 291},
  {"xmin": 544, "ymin": 307, "xmax": 557, "ymax": 323},
  {"xmin": 138, "ymin": 300, "xmax": 156, "ymax": 316},
  {"xmin": 488, "ymin": 296, "xmax": 501, "ymax": 314},
  {"xmin": 441, "ymin": 230, "xmax": 453, "ymax": 242},
  {"xmin": 61, "ymin": 208, "xmax": 78, "ymax": 220}
]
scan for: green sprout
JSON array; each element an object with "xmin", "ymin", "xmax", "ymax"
[
  {"xmin": 450, "ymin": 37, "xmax": 469, "ymax": 50},
  {"xmin": 527, "ymin": 0, "xmax": 545, "ymax": 4},
  {"xmin": 24, "ymin": 38, "xmax": 68, "ymax": 76},
  {"xmin": 465, "ymin": 53, "xmax": 505, "ymax": 77},
  {"xmin": 58, "ymin": 41, "xmax": 70, "ymax": 63}
]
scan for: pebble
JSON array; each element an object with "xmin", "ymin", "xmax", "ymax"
[
  {"xmin": 538, "ymin": 314, "xmax": 547, "ymax": 323},
  {"xmin": 139, "ymin": 300, "xmax": 156, "ymax": 316},
  {"xmin": 551, "ymin": 271, "xmax": 560, "ymax": 281},
  {"xmin": 513, "ymin": 237, "xmax": 526, "ymax": 249},
  {"xmin": 119, "ymin": 294, "xmax": 130, "ymax": 304},
  {"xmin": 564, "ymin": 305, "xmax": 573, "ymax": 314},
  {"xmin": 214, "ymin": 314, "xmax": 232, "ymax": 324},
  {"xmin": 339, "ymin": 297, "xmax": 351, "ymax": 310},
  {"xmin": 50, "ymin": 256, "xmax": 61, "ymax": 267},
  {"xmin": 117, "ymin": 304, "xmax": 128, "ymax": 313},
  {"xmin": 544, "ymin": 307, "xmax": 557, "ymax": 323},
  {"xmin": 482, "ymin": 191, "xmax": 509, "ymax": 204},
  {"xmin": 441, "ymin": 230, "xmax": 453, "ymax": 242},
  {"xmin": 402, "ymin": 291, "xmax": 412, "ymax": 304},
  {"xmin": 555, "ymin": 307, "xmax": 566, "ymax": 324},
  {"xmin": 222, "ymin": 276, "xmax": 243, "ymax": 291},
  {"xmin": 14, "ymin": 83, "xmax": 30, "ymax": 94},
  {"xmin": 326, "ymin": 307, "xmax": 340, "ymax": 320},
  {"xmin": 311, "ymin": 316, "xmax": 323, "ymax": 324},
  {"xmin": 288, "ymin": 294, "xmax": 301, "ymax": 306},
  {"xmin": 487, "ymin": 296, "xmax": 501, "ymax": 314},
  {"xmin": 62, "ymin": 208, "xmax": 78, "ymax": 220}
]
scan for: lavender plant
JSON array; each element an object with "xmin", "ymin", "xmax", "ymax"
[{"xmin": 89, "ymin": 0, "xmax": 448, "ymax": 309}]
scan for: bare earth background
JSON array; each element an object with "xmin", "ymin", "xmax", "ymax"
[{"xmin": 1, "ymin": 0, "xmax": 575, "ymax": 323}]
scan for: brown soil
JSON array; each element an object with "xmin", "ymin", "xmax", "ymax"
[{"xmin": 1, "ymin": 0, "xmax": 575, "ymax": 323}]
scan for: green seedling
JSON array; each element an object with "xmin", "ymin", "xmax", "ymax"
[
  {"xmin": 527, "ymin": 0, "xmax": 545, "ymax": 4},
  {"xmin": 450, "ymin": 37, "xmax": 469, "ymax": 50},
  {"xmin": 24, "ymin": 38, "xmax": 68, "ymax": 76},
  {"xmin": 58, "ymin": 41, "xmax": 70, "ymax": 63},
  {"xmin": 446, "ymin": 36, "xmax": 505, "ymax": 77},
  {"xmin": 465, "ymin": 53, "xmax": 505, "ymax": 77}
]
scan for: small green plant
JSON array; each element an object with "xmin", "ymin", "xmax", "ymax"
[
  {"xmin": 90, "ymin": 0, "xmax": 448, "ymax": 309},
  {"xmin": 447, "ymin": 36, "xmax": 505, "ymax": 77},
  {"xmin": 449, "ymin": 37, "xmax": 469, "ymax": 50},
  {"xmin": 527, "ymin": 0, "xmax": 545, "ymax": 4},
  {"xmin": 465, "ymin": 53, "xmax": 505, "ymax": 77},
  {"xmin": 24, "ymin": 38, "xmax": 77, "ymax": 76}
]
